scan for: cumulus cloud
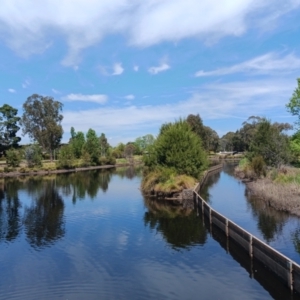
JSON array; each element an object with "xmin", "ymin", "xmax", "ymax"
[
  {"xmin": 8, "ymin": 88, "xmax": 16, "ymax": 93},
  {"xmin": 112, "ymin": 63, "xmax": 124, "ymax": 76},
  {"xmin": 62, "ymin": 77, "xmax": 295, "ymax": 137},
  {"xmin": 195, "ymin": 52, "xmax": 300, "ymax": 77},
  {"xmin": 148, "ymin": 63, "xmax": 170, "ymax": 74},
  {"xmin": 62, "ymin": 93, "xmax": 108, "ymax": 104},
  {"xmin": 124, "ymin": 94, "xmax": 135, "ymax": 100},
  {"xmin": 0, "ymin": 0, "xmax": 299, "ymax": 66},
  {"xmin": 133, "ymin": 65, "xmax": 139, "ymax": 72}
]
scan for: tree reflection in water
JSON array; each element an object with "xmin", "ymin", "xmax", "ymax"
[
  {"xmin": 58, "ymin": 169, "xmax": 114, "ymax": 204},
  {"xmin": 245, "ymin": 189, "xmax": 288, "ymax": 243},
  {"xmin": 143, "ymin": 198, "xmax": 207, "ymax": 250},
  {"xmin": 199, "ymin": 171, "xmax": 221, "ymax": 203},
  {"xmin": 0, "ymin": 178, "xmax": 22, "ymax": 242},
  {"xmin": 24, "ymin": 180, "xmax": 65, "ymax": 249}
]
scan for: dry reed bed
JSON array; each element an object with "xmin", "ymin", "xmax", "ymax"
[{"xmin": 236, "ymin": 166, "xmax": 300, "ymax": 216}]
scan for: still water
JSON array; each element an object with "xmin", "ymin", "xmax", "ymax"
[{"xmin": 0, "ymin": 165, "xmax": 298, "ymax": 299}]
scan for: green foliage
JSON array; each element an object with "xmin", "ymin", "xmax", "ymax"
[
  {"xmin": 249, "ymin": 118, "xmax": 291, "ymax": 167},
  {"xmin": 24, "ymin": 144, "xmax": 42, "ymax": 167},
  {"xmin": 239, "ymin": 157, "xmax": 250, "ymax": 168},
  {"xmin": 124, "ymin": 143, "xmax": 135, "ymax": 158},
  {"xmin": 286, "ymin": 78, "xmax": 300, "ymax": 128},
  {"xmin": 21, "ymin": 94, "xmax": 63, "ymax": 160},
  {"xmin": 80, "ymin": 151, "xmax": 92, "ymax": 167},
  {"xmin": 5, "ymin": 148, "xmax": 21, "ymax": 167},
  {"xmin": 145, "ymin": 119, "xmax": 208, "ymax": 179},
  {"xmin": 187, "ymin": 114, "xmax": 219, "ymax": 152},
  {"xmin": 57, "ymin": 145, "xmax": 75, "ymax": 169},
  {"xmin": 69, "ymin": 128, "xmax": 85, "ymax": 158},
  {"xmin": 250, "ymin": 156, "xmax": 266, "ymax": 177},
  {"xmin": 99, "ymin": 133, "xmax": 109, "ymax": 157},
  {"xmin": 84, "ymin": 129, "xmax": 100, "ymax": 165},
  {"xmin": 99, "ymin": 155, "xmax": 116, "ymax": 165},
  {"xmin": 290, "ymin": 131, "xmax": 300, "ymax": 160},
  {"xmin": 0, "ymin": 104, "xmax": 21, "ymax": 151},
  {"xmin": 135, "ymin": 134, "xmax": 155, "ymax": 154}
]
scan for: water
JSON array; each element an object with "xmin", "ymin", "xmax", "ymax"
[
  {"xmin": 0, "ymin": 166, "xmax": 297, "ymax": 299},
  {"xmin": 200, "ymin": 162, "xmax": 300, "ymax": 264}
]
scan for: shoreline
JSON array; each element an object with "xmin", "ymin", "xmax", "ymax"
[
  {"xmin": 0, "ymin": 163, "xmax": 139, "ymax": 178},
  {"xmin": 235, "ymin": 169, "xmax": 300, "ymax": 217}
]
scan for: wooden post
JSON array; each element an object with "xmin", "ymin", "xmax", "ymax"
[
  {"xmin": 287, "ymin": 261, "xmax": 293, "ymax": 291},
  {"xmin": 225, "ymin": 219, "xmax": 228, "ymax": 237},
  {"xmin": 249, "ymin": 235, "xmax": 253, "ymax": 258}
]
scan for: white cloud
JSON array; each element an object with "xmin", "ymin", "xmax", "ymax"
[
  {"xmin": 124, "ymin": 94, "xmax": 135, "ymax": 100},
  {"xmin": 52, "ymin": 88, "xmax": 61, "ymax": 94},
  {"xmin": 62, "ymin": 77, "xmax": 295, "ymax": 141},
  {"xmin": 8, "ymin": 88, "xmax": 16, "ymax": 93},
  {"xmin": 148, "ymin": 63, "xmax": 170, "ymax": 75},
  {"xmin": 62, "ymin": 93, "xmax": 108, "ymax": 104},
  {"xmin": 22, "ymin": 80, "xmax": 30, "ymax": 88},
  {"xmin": 195, "ymin": 52, "xmax": 300, "ymax": 77},
  {"xmin": 133, "ymin": 65, "xmax": 139, "ymax": 72},
  {"xmin": 112, "ymin": 63, "xmax": 124, "ymax": 76},
  {"xmin": 0, "ymin": 0, "xmax": 299, "ymax": 66}
]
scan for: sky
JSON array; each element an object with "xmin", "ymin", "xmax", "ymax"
[{"xmin": 1, "ymin": 0, "xmax": 300, "ymax": 146}]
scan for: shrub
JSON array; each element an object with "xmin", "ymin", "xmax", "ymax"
[
  {"xmin": 100, "ymin": 156, "xmax": 116, "ymax": 165},
  {"xmin": 24, "ymin": 145, "xmax": 42, "ymax": 167},
  {"xmin": 250, "ymin": 156, "xmax": 266, "ymax": 178},
  {"xmin": 5, "ymin": 149, "xmax": 21, "ymax": 167},
  {"xmin": 57, "ymin": 145, "xmax": 75, "ymax": 169},
  {"xmin": 144, "ymin": 120, "xmax": 208, "ymax": 179}
]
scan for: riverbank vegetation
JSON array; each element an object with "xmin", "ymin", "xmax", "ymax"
[
  {"xmin": 141, "ymin": 119, "xmax": 208, "ymax": 196},
  {"xmin": 233, "ymin": 78, "xmax": 300, "ymax": 214}
]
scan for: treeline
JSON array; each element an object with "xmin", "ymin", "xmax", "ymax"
[{"xmin": 0, "ymin": 94, "xmax": 156, "ymax": 170}]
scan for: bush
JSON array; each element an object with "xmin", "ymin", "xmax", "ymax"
[
  {"xmin": 99, "ymin": 156, "xmax": 116, "ymax": 165},
  {"xmin": 5, "ymin": 149, "xmax": 21, "ymax": 167},
  {"xmin": 24, "ymin": 145, "xmax": 42, "ymax": 167},
  {"xmin": 250, "ymin": 155, "xmax": 266, "ymax": 178},
  {"xmin": 57, "ymin": 145, "xmax": 75, "ymax": 169},
  {"xmin": 144, "ymin": 120, "xmax": 208, "ymax": 179}
]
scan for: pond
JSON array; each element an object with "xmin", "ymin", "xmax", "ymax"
[{"xmin": 0, "ymin": 166, "xmax": 298, "ymax": 299}]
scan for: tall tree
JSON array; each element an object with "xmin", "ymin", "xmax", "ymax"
[
  {"xmin": 0, "ymin": 104, "xmax": 21, "ymax": 152},
  {"xmin": 99, "ymin": 133, "xmax": 109, "ymax": 157},
  {"xmin": 286, "ymin": 78, "xmax": 300, "ymax": 128},
  {"xmin": 69, "ymin": 127, "xmax": 85, "ymax": 158},
  {"xmin": 21, "ymin": 94, "xmax": 63, "ymax": 160},
  {"xmin": 84, "ymin": 129, "xmax": 100, "ymax": 165},
  {"xmin": 250, "ymin": 118, "xmax": 291, "ymax": 167}
]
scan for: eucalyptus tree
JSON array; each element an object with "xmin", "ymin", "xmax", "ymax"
[
  {"xmin": 286, "ymin": 78, "xmax": 300, "ymax": 128},
  {"xmin": 21, "ymin": 94, "xmax": 63, "ymax": 160},
  {"xmin": 0, "ymin": 104, "xmax": 21, "ymax": 152}
]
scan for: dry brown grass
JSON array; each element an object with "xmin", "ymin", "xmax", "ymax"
[{"xmin": 241, "ymin": 166, "xmax": 300, "ymax": 216}]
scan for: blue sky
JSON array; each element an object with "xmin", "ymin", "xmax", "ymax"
[{"xmin": 1, "ymin": 0, "xmax": 300, "ymax": 145}]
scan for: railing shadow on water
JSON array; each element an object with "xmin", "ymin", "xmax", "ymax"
[{"xmin": 194, "ymin": 165, "xmax": 300, "ymax": 300}]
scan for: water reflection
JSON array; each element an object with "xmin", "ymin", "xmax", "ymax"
[
  {"xmin": 0, "ymin": 179, "xmax": 22, "ymax": 242},
  {"xmin": 246, "ymin": 192, "xmax": 287, "ymax": 243},
  {"xmin": 58, "ymin": 169, "xmax": 113, "ymax": 202},
  {"xmin": 24, "ymin": 180, "xmax": 65, "ymax": 249},
  {"xmin": 143, "ymin": 198, "xmax": 207, "ymax": 249},
  {"xmin": 200, "ymin": 171, "xmax": 220, "ymax": 203}
]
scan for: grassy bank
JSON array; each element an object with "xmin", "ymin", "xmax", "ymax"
[
  {"xmin": 0, "ymin": 156, "xmax": 142, "ymax": 177},
  {"xmin": 141, "ymin": 167, "xmax": 198, "ymax": 198},
  {"xmin": 235, "ymin": 159, "xmax": 300, "ymax": 216}
]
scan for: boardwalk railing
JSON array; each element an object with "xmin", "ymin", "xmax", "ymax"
[{"xmin": 194, "ymin": 166, "xmax": 300, "ymax": 294}]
